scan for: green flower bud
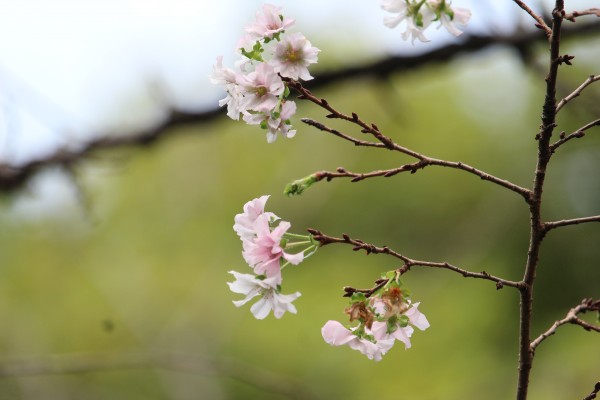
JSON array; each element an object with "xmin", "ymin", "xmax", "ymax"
[{"xmin": 283, "ymin": 174, "xmax": 318, "ymax": 196}]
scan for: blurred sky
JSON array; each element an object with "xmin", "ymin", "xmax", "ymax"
[{"xmin": 0, "ymin": 0, "xmax": 595, "ymax": 216}]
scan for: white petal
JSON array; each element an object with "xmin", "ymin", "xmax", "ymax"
[
  {"xmin": 392, "ymin": 326, "xmax": 414, "ymax": 349},
  {"xmin": 227, "ymin": 271, "xmax": 258, "ymax": 294},
  {"xmin": 250, "ymin": 297, "xmax": 272, "ymax": 320},
  {"xmin": 406, "ymin": 302, "xmax": 430, "ymax": 330}
]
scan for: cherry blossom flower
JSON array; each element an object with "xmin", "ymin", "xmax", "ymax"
[
  {"xmin": 233, "ymin": 195, "xmax": 278, "ymax": 241},
  {"xmin": 371, "ymin": 298, "xmax": 430, "ymax": 349},
  {"xmin": 246, "ymin": 3, "xmax": 295, "ymax": 40},
  {"xmin": 401, "ymin": 16, "xmax": 432, "ymax": 43},
  {"xmin": 228, "ymin": 271, "xmax": 301, "ymax": 319},
  {"xmin": 242, "ymin": 214, "xmax": 304, "ymax": 282},
  {"xmin": 380, "ymin": 0, "xmax": 409, "ymax": 29},
  {"xmin": 211, "ymin": 4, "xmax": 320, "ymax": 142},
  {"xmin": 243, "ymin": 101, "xmax": 298, "ymax": 143},
  {"xmin": 271, "ymin": 32, "xmax": 320, "ymax": 81},
  {"xmin": 371, "ymin": 320, "xmax": 414, "ymax": 348},
  {"xmin": 381, "ymin": 0, "xmax": 470, "ymax": 43},
  {"xmin": 381, "ymin": 0, "xmax": 434, "ymax": 43},
  {"xmin": 321, "ymin": 320, "xmax": 394, "ymax": 361},
  {"xmin": 238, "ymin": 62, "xmax": 284, "ymax": 113},
  {"xmin": 435, "ymin": 4, "xmax": 471, "ymax": 36},
  {"xmin": 209, "ymin": 56, "xmax": 245, "ymax": 120}
]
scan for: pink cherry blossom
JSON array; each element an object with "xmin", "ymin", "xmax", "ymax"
[
  {"xmin": 228, "ymin": 271, "xmax": 301, "ymax": 319},
  {"xmin": 245, "ymin": 4, "xmax": 295, "ymax": 40},
  {"xmin": 271, "ymin": 32, "xmax": 320, "ymax": 81},
  {"xmin": 242, "ymin": 214, "xmax": 304, "ymax": 283},
  {"xmin": 370, "ymin": 299, "xmax": 430, "ymax": 349},
  {"xmin": 321, "ymin": 320, "xmax": 394, "ymax": 361},
  {"xmin": 233, "ymin": 195, "xmax": 278, "ymax": 241},
  {"xmin": 243, "ymin": 101, "xmax": 297, "ymax": 143},
  {"xmin": 239, "ymin": 62, "xmax": 284, "ymax": 113},
  {"xmin": 371, "ymin": 321, "xmax": 415, "ymax": 349}
]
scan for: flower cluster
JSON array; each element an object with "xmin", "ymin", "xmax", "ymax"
[
  {"xmin": 321, "ymin": 274, "xmax": 429, "ymax": 361},
  {"xmin": 381, "ymin": 0, "xmax": 471, "ymax": 43},
  {"xmin": 228, "ymin": 195, "xmax": 318, "ymax": 319},
  {"xmin": 210, "ymin": 4, "xmax": 320, "ymax": 143}
]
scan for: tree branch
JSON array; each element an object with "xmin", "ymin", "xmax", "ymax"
[
  {"xmin": 299, "ymin": 112, "xmax": 531, "ymax": 201},
  {"xmin": 0, "ymin": 351, "xmax": 320, "ymax": 400},
  {"xmin": 300, "ymin": 118, "xmax": 386, "ymax": 149},
  {"xmin": 0, "ymin": 108, "xmax": 222, "ymax": 192},
  {"xmin": 512, "ymin": 0, "xmax": 552, "ymax": 37},
  {"xmin": 564, "ymin": 8, "xmax": 600, "ymax": 22},
  {"xmin": 306, "ymin": 229, "xmax": 523, "ymax": 290},
  {"xmin": 550, "ymin": 118, "xmax": 600, "ymax": 151},
  {"xmin": 556, "ymin": 75, "xmax": 600, "ymax": 113},
  {"xmin": 583, "ymin": 381, "xmax": 600, "ymax": 400},
  {"xmin": 529, "ymin": 298, "xmax": 600, "ymax": 353},
  {"xmin": 545, "ymin": 215, "xmax": 600, "ymax": 232},
  {"xmin": 517, "ymin": 2, "xmax": 565, "ymax": 399}
]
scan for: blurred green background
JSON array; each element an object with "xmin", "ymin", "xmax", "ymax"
[{"xmin": 0, "ymin": 33, "xmax": 599, "ymax": 400}]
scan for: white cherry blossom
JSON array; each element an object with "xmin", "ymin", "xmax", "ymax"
[{"xmin": 228, "ymin": 271, "xmax": 301, "ymax": 319}]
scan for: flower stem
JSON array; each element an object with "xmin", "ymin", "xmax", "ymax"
[{"xmin": 285, "ymin": 241, "xmax": 312, "ymax": 248}]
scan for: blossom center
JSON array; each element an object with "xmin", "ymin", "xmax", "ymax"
[
  {"xmin": 285, "ymin": 47, "xmax": 301, "ymax": 63},
  {"xmin": 256, "ymin": 86, "xmax": 268, "ymax": 97}
]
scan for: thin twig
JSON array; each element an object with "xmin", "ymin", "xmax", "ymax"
[
  {"xmin": 306, "ymin": 229, "xmax": 523, "ymax": 290},
  {"xmin": 564, "ymin": 8, "xmax": 600, "ymax": 22},
  {"xmin": 512, "ymin": 0, "xmax": 553, "ymax": 37},
  {"xmin": 299, "ymin": 107, "xmax": 532, "ymax": 201},
  {"xmin": 545, "ymin": 215, "xmax": 600, "ymax": 232},
  {"xmin": 300, "ymin": 118, "xmax": 385, "ymax": 149},
  {"xmin": 343, "ymin": 277, "xmax": 391, "ymax": 298},
  {"xmin": 556, "ymin": 75, "xmax": 600, "ymax": 113},
  {"xmin": 582, "ymin": 381, "xmax": 600, "ymax": 400},
  {"xmin": 290, "ymin": 81, "xmax": 423, "ymax": 158},
  {"xmin": 550, "ymin": 118, "xmax": 600, "ymax": 151},
  {"xmin": 530, "ymin": 298, "xmax": 600, "ymax": 353}
]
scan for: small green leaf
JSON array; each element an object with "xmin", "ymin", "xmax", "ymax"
[
  {"xmin": 384, "ymin": 270, "xmax": 396, "ymax": 280},
  {"xmin": 399, "ymin": 314, "xmax": 410, "ymax": 327},
  {"xmin": 351, "ymin": 292, "xmax": 368, "ymax": 303}
]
